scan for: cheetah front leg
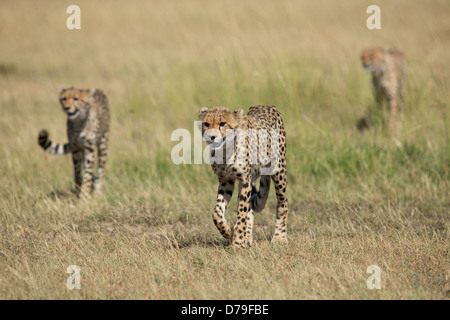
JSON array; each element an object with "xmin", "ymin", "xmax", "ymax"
[
  {"xmin": 79, "ymin": 139, "xmax": 95, "ymax": 201},
  {"xmin": 245, "ymin": 207, "xmax": 254, "ymax": 248},
  {"xmin": 238, "ymin": 181, "xmax": 255, "ymax": 247},
  {"xmin": 232, "ymin": 176, "xmax": 253, "ymax": 249},
  {"xmin": 213, "ymin": 178, "xmax": 235, "ymax": 244},
  {"xmin": 387, "ymin": 92, "xmax": 401, "ymax": 135},
  {"xmin": 72, "ymin": 149, "xmax": 84, "ymax": 195}
]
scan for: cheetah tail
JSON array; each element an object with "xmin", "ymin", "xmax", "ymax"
[
  {"xmin": 38, "ymin": 130, "xmax": 71, "ymax": 155},
  {"xmin": 251, "ymin": 176, "xmax": 271, "ymax": 213}
]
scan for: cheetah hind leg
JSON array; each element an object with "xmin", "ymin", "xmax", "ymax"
[
  {"xmin": 94, "ymin": 133, "xmax": 109, "ymax": 196},
  {"xmin": 271, "ymin": 171, "xmax": 288, "ymax": 244},
  {"xmin": 250, "ymin": 176, "xmax": 271, "ymax": 213}
]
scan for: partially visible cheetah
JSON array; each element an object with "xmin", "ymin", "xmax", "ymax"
[
  {"xmin": 358, "ymin": 46, "xmax": 407, "ymax": 134},
  {"xmin": 38, "ymin": 87, "xmax": 110, "ymax": 201},
  {"xmin": 198, "ymin": 105, "xmax": 288, "ymax": 249}
]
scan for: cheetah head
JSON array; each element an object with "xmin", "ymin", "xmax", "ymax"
[
  {"xmin": 198, "ymin": 106, "xmax": 244, "ymax": 149},
  {"xmin": 361, "ymin": 47, "xmax": 385, "ymax": 73},
  {"xmin": 59, "ymin": 87, "xmax": 96, "ymax": 120}
]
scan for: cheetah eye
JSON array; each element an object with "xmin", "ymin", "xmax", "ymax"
[
  {"xmin": 61, "ymin": 97, "xmax": 67, "ymax": 101},
  {"xmin": 219, "ymin": 122, "xmax": 226, "ymax": 127},
  {"xmin": 204, "ymin": 122, "xmax": 210, "ymax": 128},
  {"xmin": 73, "ymin": 97, "xmax": 79, "ymax": 101}
]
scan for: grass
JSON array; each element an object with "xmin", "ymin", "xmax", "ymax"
[{"xmin": 0, "ymin": 0, "xmax": 449, "ymax": 299}]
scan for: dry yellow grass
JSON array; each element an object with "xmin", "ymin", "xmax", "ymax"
[{"xmin": 0, "ymin": 0, "xmax": 448, "ymax": 299}]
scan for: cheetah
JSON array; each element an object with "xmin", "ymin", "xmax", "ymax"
[
  {"xmin": 198, "ymin": 105, "xmax": 288, "ymax": 249},
  {"xmin": 358, "ymin": 46, "xmax": 407, "ymax": 134},
  {"xmin": 38, "ymin": 87, "xmax": 110, "ymax": 201}
]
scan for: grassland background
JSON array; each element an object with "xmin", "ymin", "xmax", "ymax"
[{"xmin": 0, "ymin": 0, "xmax": 448, "ymax": 299}]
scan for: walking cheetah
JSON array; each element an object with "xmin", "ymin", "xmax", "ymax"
[
  {"xmin": 38, "ymin": 87, "xmax": 110, "ymax": 201},
  {"xmin": 198, "ymin": 105, "xmax": 288, "ymax": 249},
  {"xmin": 358, "ymin": 46, "xmax": 407, "ymax": 134}
]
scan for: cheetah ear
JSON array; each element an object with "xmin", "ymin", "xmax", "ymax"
[
  {"xmin": 58, "ymin": 88, "xmax": 65, "ymax": 94},
  {"xmin": 199, "ymin": 107, "xmax": 208, "ymax": 116},
  {"xmin": 88, "ymin": 88, "xmax": 97, "ymax": 96},
  {"xmin": 233, "ymin": 108, "xmax": 244, "ymax": 118}
]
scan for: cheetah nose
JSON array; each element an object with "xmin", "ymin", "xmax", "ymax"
[{"xmin": 210, "ymin": 136, "xmax": 216, "ymax": 141}]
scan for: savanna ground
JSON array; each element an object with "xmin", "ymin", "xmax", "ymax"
[{"xmin": 0, "ymin": 0, "xmax": 449, "ymax": 299}]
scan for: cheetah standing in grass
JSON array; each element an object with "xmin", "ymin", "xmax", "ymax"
[
  {"xmin": 38, "ymin": 87, "xmax": 110, "ymax": 201},
  {"xmin": 358, "ymin": 46, "xmax": 407, "ymax": 134},
  {"xmin": 198, "ymin": 105, "xmax": 288, "ymax": 249}
]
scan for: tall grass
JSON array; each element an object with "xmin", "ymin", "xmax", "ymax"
[{"xmin": 0, "ymin": 0, "xmax": 448, "ymax": 299}]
